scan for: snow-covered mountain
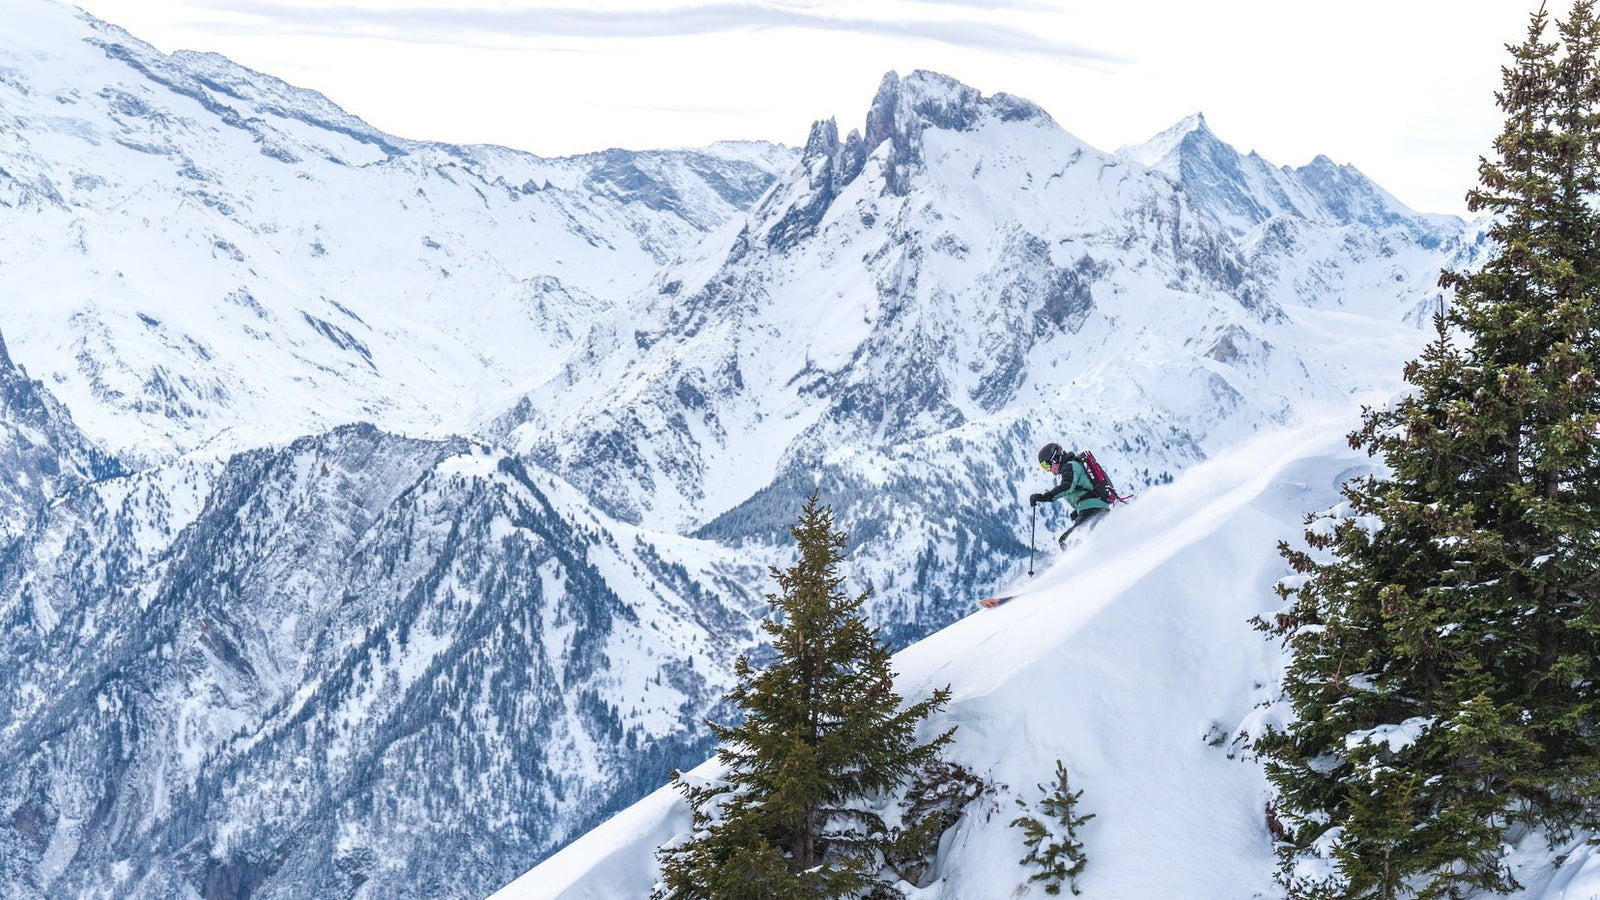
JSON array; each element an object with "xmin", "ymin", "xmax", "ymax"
[
  {"xmin": 0, "ymin": 3, "xmax": 1503, "ymax": 899},
  {"xmin": 1, "ymin": 2, "xmax": 790, "ymax": 896},
  {"xmin": 1119, "ymin": 111, "xmax": 1445, "ymax": 237},
  {"xmin": 0, "ymin": 423, "xmax": 764, "ymax": 899},
  {"xmin": 0, "ymin": 0, "xmax": 794, "ymax": 464},
  {"xmin": 0, "ymin": 328, "xmax": 122, "ymax": 541},
  {"xmin": 498, "ymin": 69, "xmax": 1485, "ymax": 641},
  {"xmin": 1117, "ymin": 112, "xmax": 1487, "ymax": 323}
]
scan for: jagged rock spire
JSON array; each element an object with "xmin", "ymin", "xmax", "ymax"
[{"xmin": 755, "ymin": 69, "xmax": 1055, "ymax": 249}]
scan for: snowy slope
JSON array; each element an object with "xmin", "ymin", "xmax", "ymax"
[
  {"xmin": 0, "ymin": 0, "xmax": 793, "ymax": 463},
  {"xmin": 495, "ymin": 413, "xmax": 1367, "ymax": 899},
  {"xmin": 492, "ymin": 410, "xmax": 1600, "ymax": 900}
]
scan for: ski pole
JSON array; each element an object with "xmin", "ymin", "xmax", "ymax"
[{"xmin": 1028, "ymin": 503, "xmax": 1037, "ymax": 576}]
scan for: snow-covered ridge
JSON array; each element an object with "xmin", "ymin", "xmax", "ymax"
[
  {"xmin": 1117, "ymin": 110, "xmax": 1211, "ymax": 173},
  {"xmin": 0, "ymin": 0, "xmax": 796, "ymax": 462},
  {"xmin": 1116, "ymin": 110, "xmax": 1461, "ymax": 239}
]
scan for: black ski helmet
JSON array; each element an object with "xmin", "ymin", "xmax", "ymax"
[{"xmin": 1037, "ymin": 442, "xmax": 1063, "ymax": 469}]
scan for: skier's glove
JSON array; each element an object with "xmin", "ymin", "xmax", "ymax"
[{"xmin": 1028, "ymin": 493, "xmax": 1046, "ymax": 506}]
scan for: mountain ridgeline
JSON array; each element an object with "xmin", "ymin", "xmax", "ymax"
[{"xmin": 0, "ymin": 2, "xmax": 1487, "ymax": 898}]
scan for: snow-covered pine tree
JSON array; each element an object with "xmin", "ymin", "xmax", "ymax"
[
  {"xmin": 653, "ymin": 493, "xmax": 954, "ymax": 900},
  {"xmin": 1255, "ymin": 3, "xmax": 1600, "ymax": 898},
  {"xmin": 1010, "ymin": 759, "xmax": 1093, "ymax": 896}
]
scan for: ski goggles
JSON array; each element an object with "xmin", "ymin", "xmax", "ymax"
[{"xmin": 1039, "ymin": 459, "xmax": 1054, "ymax": 471}]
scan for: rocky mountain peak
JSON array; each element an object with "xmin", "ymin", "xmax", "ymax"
[
  {"xmin": 866, "ymin": 70, "xmax": 1050, "ymax": 136},
  {"xmin": 1291, "ymin": 153, "xmax": 1425, "ymax": 235},
  {"xmin": 862, "ymin": 69, "xmax": 1051, "ymax": 195},
  {"xmin": 1119, "ymin": 111, "xmax": 1215, "ymax": 172},
  {"xmin": 794, "ymin": 116, "xmax": 868, "ymax": 189},
  {"xmin": 1119, "ymin": 111, "xmax": 1456, "ymax": 238},
  {"xmin": 752, "ymin": 69, "xmax": 1055, "ymax": 250}
]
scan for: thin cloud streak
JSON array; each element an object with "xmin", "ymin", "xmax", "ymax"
[
  {"xmin": 895, "ymin": 0, "xmax": 1065, "ymax": 11},
  {"xmin": 193, "ymin": 1, "xmax": 1124, "ymax": 64}
]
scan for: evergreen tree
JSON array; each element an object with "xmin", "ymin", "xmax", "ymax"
[
  {"xmin": 1011, "ymin": 760, "xmax": 1094, "ymax": 896},
  {"xmin": 654, "ymin": 493, "xmax": 953, "ymax": 900},
  {"xmin": 1255, "ymin": 3, "xmax": 1600, "ymax": 897}
]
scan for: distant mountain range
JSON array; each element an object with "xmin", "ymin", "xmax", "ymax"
[
  {"xmin": 0, "ymin": 0, "xmax": 794, "ymax": 465},
  {"xmin": 0, "ymin": 2, "xmax": 1488, "ymax": 899}
]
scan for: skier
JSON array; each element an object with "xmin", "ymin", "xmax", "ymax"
[
  {"xmin": 980, "ymin": 443, "xmax": 1121, "ymax": 607},
  {"xmin": 1030, "ymin": 442, "xmax": 1110, "ymax": 548}
]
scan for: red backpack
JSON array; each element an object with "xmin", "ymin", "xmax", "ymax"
[{"xmin": 1080, "ymin": 450, "xmax": 1132, "ymax": 505}]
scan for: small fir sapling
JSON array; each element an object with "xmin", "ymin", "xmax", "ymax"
[{"xmin": 1011, "ymin": 759, "xmax": 1094, "ymax": 896}]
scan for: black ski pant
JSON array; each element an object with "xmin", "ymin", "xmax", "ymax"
[{"xmin": 1057, "ymin": 506, "xmax": 1108, "ymax": 548}]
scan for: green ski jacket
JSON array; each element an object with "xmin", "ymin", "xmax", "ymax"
[{"xmin": 1038, "ymin": 457, "xmax": 1110, "ymax": 513}]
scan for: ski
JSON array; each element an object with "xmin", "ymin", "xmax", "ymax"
[{"xmin": 978, "ymin": 595, "xmax": 1016, "ymax": 609}]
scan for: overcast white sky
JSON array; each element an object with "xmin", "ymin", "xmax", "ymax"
[{"xmin": 69, "ymin": 0, "xmax": 1549, "ymax": 217}]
